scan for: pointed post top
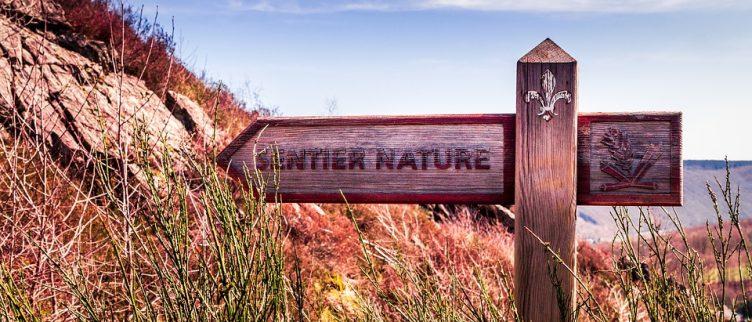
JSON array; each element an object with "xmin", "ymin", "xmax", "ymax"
[{"xmin": 519, "ymin": 38, "xmax": 576, "ymax": 63}]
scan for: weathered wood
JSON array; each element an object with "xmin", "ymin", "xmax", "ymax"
[
  {"xmin": 578, "ymin": 112, "xmax": 682, "ymax": 206},
  {"xmin": 217, "ymin": 112, "xmax": 682, "ymax": 205},
  {"xmin": 216, "ymin": 114, "xmax": 516, "ymax": 203},
  {"xmin": 514, "ymin": 39, "xmax": 578, "ymax": 321}
]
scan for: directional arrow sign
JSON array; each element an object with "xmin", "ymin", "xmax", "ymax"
[
  {"xmin": 216, "ymin": 112, "xmax": 681, "ymax": 206},
  {"xmin": 217, "ymin": 114, "xmax": 516, "ymax": 203}
]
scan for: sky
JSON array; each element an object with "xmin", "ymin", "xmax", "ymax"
[{"xmin": 128, "ymin": 0, "xmax": 752, "ymax": 160}]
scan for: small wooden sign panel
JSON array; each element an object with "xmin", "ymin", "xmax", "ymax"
[
  {"xmin": 217, "ymin": 112, "xmax": 681, "ymax": 206},
  {"xmin": 578, "ymin": 112, "xmax": 682, "ymax": 206}
]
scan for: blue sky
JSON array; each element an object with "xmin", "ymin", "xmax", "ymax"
[{"xmin": 129, "ymin": 0, "xmax": 751, "ymax": 160}]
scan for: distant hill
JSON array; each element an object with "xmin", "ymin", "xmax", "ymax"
[{"xmin": 577, "ymin": 160, "xmax": 752, "ymax": 242}]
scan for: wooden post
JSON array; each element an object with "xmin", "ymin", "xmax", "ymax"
[{"xmin": 515, "ymin": 38, "xmax": 578, "ymax": 321}]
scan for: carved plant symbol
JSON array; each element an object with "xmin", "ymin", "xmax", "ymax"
[
  {"xmin": 599, "ymin": 127, "xmax": 662, "ymax": 192},
  {"xmin": 525, "ymin": 69, "xmax": 572, "ymax": 122}
]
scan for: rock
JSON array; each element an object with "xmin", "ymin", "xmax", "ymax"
[
  {"xmin": 0, "ymin": 14, "xmax": 193, "ymax": 183},
  {"xmin": 1, "ymin": 0, "xmax": 111, "ymax": 67},
  {"xmin": 1, "ymin": 0, "xmax": 67, "ymax": 26},
  {"xmin": 166, "ymin": 90, "xmax": 223, "ymax": 142},
  {"xmin": 54, "ymin": 33, "xmax": 111, "ymax": 68}
]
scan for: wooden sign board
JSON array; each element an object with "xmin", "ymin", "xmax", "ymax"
[
  {"xmin": 217, "ymin": 115, "xmax": 516, "ymax": 203},
  {"xmin": 217, "ymin": 112, "xmax": 681, "ymax": 206}
]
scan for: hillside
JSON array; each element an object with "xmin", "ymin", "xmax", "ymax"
[{"xmin": 578, "ymin": 160, "xmax": 752, "ymax": 241}]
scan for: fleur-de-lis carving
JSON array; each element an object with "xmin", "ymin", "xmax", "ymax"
[{"xmin": 525, "ymin": 69, "xmax": 572, "ymax": 122}]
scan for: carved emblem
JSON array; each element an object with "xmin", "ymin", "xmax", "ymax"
[
  {"xmin": 525, "ymin": 69, "xmax": 572, "ymax": 122},
  {"xmin": 599, "ymin": 128, "xmax": 661, "ymax": 192}
]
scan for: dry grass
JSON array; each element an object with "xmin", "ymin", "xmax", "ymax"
[{"xmin": 297, "ymin": 203, "xmax": 518, "ymax": 320}]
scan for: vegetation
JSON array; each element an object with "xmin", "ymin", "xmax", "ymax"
[{"xmin": 0, "ymin": 114, "xmax": 750, "ymax": 320}]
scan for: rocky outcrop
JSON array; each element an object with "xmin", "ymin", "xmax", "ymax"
[
  {"xmin": 0, "ymin": 3, "xmax": 214, "ymax": 182},
  {"xmin": 167, "ymin": 90, "xmax": 222, "ymax": 143},
  {"xmin": 1, "ymin": 0, "xmax": 67, "ymax": 26},
  {"xmin": 1, "ymin": 0, "xmax": 113, "ymax": 68}
]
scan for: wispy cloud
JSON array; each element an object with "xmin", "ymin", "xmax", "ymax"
[
  {"xmin": 226, "ymin": 0, "xmax": 752, "ymax": 14},
  {"xmin": 420, "ymin": 0, "xmax": 751, "ymax": 12},
  {"xmin": 226, "ymin": 0, "xmax": 409, "ymax": 13}
]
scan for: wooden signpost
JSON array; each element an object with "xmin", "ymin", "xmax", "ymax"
[{"xmin": 217, "ymin": 39, "xmax": 683, "ymax": 321}]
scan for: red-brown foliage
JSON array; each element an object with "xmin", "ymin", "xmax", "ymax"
[{"xmin": 55, "ymin": 0, "xmax": 184, "ymax": 94}]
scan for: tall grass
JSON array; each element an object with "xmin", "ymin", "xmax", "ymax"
[
  {"xmin": 0, "ymin": 108, "xmax": 514, "ymax": 320},
  {"xmin": 343, "ymin": 197, "xmax": 518, "ymax": 321},
  {"xmin": 547, "ymin": 159, "xmax": 752, "ymax": 321},
  {"xmin": 0, "ymin": 121, "xmax": 304, "ymax": 320}
]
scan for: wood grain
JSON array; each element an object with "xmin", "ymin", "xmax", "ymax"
[
  {"xmin": 216, "ymin": 114, "xmax": 516, "ymax": 204},
  {"xmin": 217, "ymin": 112, "xmax": 682, "ymax": 206},
  {"xmin": 518, "ymin": 38, "xmax": 576, "ymax": 63},
  {"xmin": 514, "ymin": 40, "xmax": 578, "ymax": 321},
  {"xmin": 577, "ymin": 112, "xmax": 682, "ymax": 206}
]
